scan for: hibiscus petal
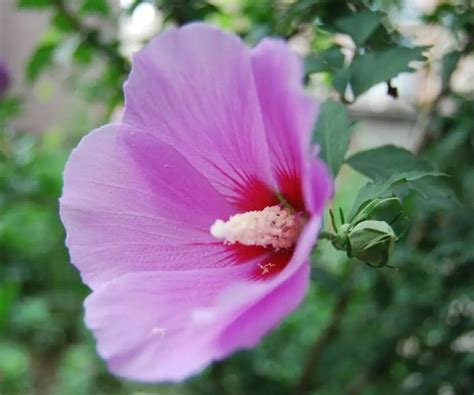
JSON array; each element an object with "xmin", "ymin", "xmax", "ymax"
[
  {"xmin": 215, "ymin": 263, "xmax": 310, "ymax": 354},
  {"xmin": 84, "ymin": 267, "xmax": 240, "ymax": 382},
  {"xmin": 303, "ymin": 157, "xmax": 333, "ymax": 215},
  {"xmin": 84, "ymin": 263, "xmax": 309, "ymax": 382},
  {"xmin": 204, "ymin": 217, "xmax": 322, "ymax": 356},
  {"xmin": 251, "ymin": 39, "xmax": 317, "ymax": 207},
  {"xmin": 123, "ymin": 23, "xmax": 274, "ymax": 207},
  {"xmin": 60, "ymin": 123, "xmax": 241, "ymax": 289},
  {"xmin": 84, "ymin": 210, "xmax": 321, "ymax": 382}
]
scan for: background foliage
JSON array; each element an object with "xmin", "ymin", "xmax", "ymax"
[{"xmin": 1, "ymin": 1, "xmax": 473, "ymax": 394}]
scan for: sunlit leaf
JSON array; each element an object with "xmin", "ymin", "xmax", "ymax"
[
  {"xmin": 26, "ymin": 43, "xmax": 57, "ymax": 82},
  {"xmin": 81, "ymin": 0, "xmax": 110, "ymax": 16},
  {"xmin": 52, "ymin": 12, "xmax": 76, "ymax": 32},
  {"xmin": 17, "ymin": 0, "xmax": 52, "ymax": 7}
]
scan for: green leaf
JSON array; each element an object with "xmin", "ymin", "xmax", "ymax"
[
  {"xmin": 81, "ymin": 0, "xmax": 110, "ymax": 16},
  {"xmin": 441, "ymin": 51, "xmax": 461, "ymax": 85},
  {"xmin": 349, "ymin": 170, "xmax": 446, "ymax": 219},
  {"xmin": 0, "ymin": 281, "xmax": 19, "ymax": 326},
  {"xmin": 0, "ymin": 98, "xmax": 22, "ymax": 123},
  {"xmin": 52, "ymin": 12, "xmax": 76, "ymax": 32},
  {"xmin": 333, "ymin": 67, "xmax": 351, "ymax": 95},
  {"xmin": 398, "ymin": 176, "xmax": 458, "ymax": 206},
  {"xmin": 73, "ymin": 42, "xmax": 94, "ymax": 65},
  {"xmin": 26, "ymin": 43, "xmax": 57, "ymax": 82},
  {"xmin": 334, "ymin": 10, "xmax": 382, "ymax": 46},
  {"xmin": 346, "ymin": 146, "xmax": 458, "ymax": 216},
  {"xmin": 313, "ymin": 100, "xmax": 352, "ymax": 177},
  {"xmin": 346, "ymin": 145, "xmax": 432, "ymax": 180},
  {"xmin": 305, "ymin": 47, "xmax": 345, "ymax": 74},
  {"xmin": 17, "ymin": 0, "xmax": 52, "ymax": 7},
  {"xmin": 350, "ymin": 46, "xmax": 427, "ymax": 97}
]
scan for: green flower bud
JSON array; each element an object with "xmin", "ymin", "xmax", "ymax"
[
  {"xmin": 332, "ymin": 223, "xmax": 350, "ymax": 250},
  {"xmin": 347, "ymin": 220, "xmax": 396, "ymax": 267}
]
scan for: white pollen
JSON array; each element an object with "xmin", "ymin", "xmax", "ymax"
[{"xmin": 210, "ymin": 205, "xmax": 304, "ymax": 250}]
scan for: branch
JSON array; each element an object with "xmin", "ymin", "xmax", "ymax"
[
  {"xmin": 52, "ymin": 0, "xmax": 129, "ymax": 74},
  {"xmin": 211, "ymin": 361, "xmax": 229, "ymax": 395},
  {"xmin": 413, "ymin": 37, "xmax": 473, "ymax": 153},
  {"xmin": 293, "ymin": 284, "xmax": 352, "ymax": 395},
  {"xmin": 344, "ymin": 257, "xmax": 474, "ymax": 394},
  {"xmin": 343, "ymin": 303, "xmax": 431, "ymax": 395},
  {"xmin": 344, "ymin": 339, "xmax": 397, "ymax": 395},
  {"xmin": 386, "ymin": 80, "xmax": 398, "ymax": 99}
]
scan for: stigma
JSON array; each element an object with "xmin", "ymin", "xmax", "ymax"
[{"xmin": 210, "ymin": 205, "xmax": 304, "ymax": 250}]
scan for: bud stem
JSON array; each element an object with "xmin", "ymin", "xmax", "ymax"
[{"xmin": 318, "ymin": 230, "xmax": 339, "ymax": 244}]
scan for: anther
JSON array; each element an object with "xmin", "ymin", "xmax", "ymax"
[{"xmin": 210, "ymin": 205, "xmax": 304, "ymax": 250}]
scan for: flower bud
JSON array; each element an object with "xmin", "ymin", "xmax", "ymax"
[
  {"xmin": 332, "ymin": 223, "xmax": 350, "ymax": 250},
  {"xmin": 347, "ymin": 220, "xmax": 396, "ymax": 267}
]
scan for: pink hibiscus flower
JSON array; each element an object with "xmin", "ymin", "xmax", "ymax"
[{"xmin": 60, "ymin": 23, "xmax": 332, "ymax": 382}]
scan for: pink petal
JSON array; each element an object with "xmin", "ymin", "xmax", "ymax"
[
  {"xmin": 123, "ymin": 23, "xmax": 274, "ymax": 208},
  {"xmin": 60, "ymin": 123, "xmax": 240, "ymax": 289},
  {"xmin": 198, "ymin": 216, "xmax": 322, "ymax": 358},
  {"xmin": 84, "ymin": 267, "xmax": 243, "ymax": 382},
  {"xmin": 60, "ymin": 26, "xmax": 333, "ymax": 383},
  {"xmin": 251, "ymin": 39, "xmax": 332, "ymax": 215},
  {"xmin": 250, "ymin": 39, "xmax": 317, "ymax": 202},
  {"xmin": 303, "ymin": 157, "xmax": 333, "ymax": 215},
  {"xmin": 83, "ymin": 217, "xmax": 321, "ymax": 383},
  {"xmin": 215, "ymin": 263, "xmax": 310, "ymax": 354},
  {"xmin": 84, "ymin": 263, "xmax": 309, "ymax": 382}
]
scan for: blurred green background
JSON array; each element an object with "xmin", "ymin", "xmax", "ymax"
[{"xmin": 1, "ymin": 1, "xmax": 473, "ymax": 394}]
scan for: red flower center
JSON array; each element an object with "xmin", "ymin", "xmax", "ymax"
[{"xmin": 213, "ymin": 173, "xmax": 306, "ymax": 280}]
